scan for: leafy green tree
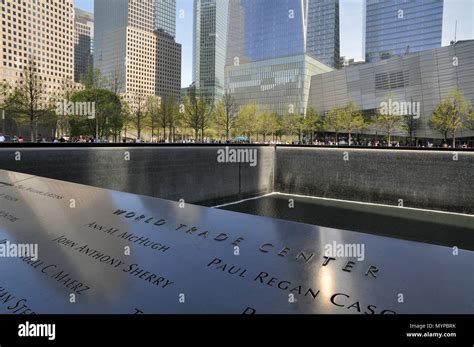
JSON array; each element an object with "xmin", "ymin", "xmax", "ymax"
[
  {"xmin": 236, "ymin": 102, "xmax": 258, "ymax": 141},
  {"xmin": 375, "ymin": 92, "xmax": 401, "ymax": 145},
  {"xmin": 256, "ymin": 108, "xmax": 275, "ymax": 142},
  {"xmin": 303, "ymin": 107, "xmax": 322, "ymax": 143},
  {"xmin": 69, "ymin": 88, "xmax": 123, "ymax": 139},
  {"xmin": 430, "ymin": 89, "xmax": 471, "ymax": 146},
  {"xmin": 339, "ymin": 102, "xmax": 366, "ymax": 145},
  {"xmin": 324, "ymin": 107, "xmax": 344, "ymax": 143}
]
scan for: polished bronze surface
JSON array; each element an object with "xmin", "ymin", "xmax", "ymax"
[{"xmin": 0, "ymin": 169, "xmax": 472, "ymax": 314}]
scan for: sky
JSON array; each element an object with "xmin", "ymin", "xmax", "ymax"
[{"xmin": 76, "ymin": 0, "xmax": 473, "ymax": 88}]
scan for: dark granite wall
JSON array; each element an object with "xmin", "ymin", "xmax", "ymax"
[
  {"xmin": 0, "ymin": 146, "xmax": 275, "ymax": 206},
  {"xmin": 0, "ymin": 145, "xmax": 472, "ymax": 213},
  {"xmin": 275, "ymin": 147, "xmax": 474, "ymax": 214}
]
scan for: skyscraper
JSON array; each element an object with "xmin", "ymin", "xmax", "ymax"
[
  {"xmin": 225, "ymin": 0, "xmax": 334, "ymax": 115},
  {"xmin": 156, "ymin": 0, "xmax": 177, "ymax": 38},
  {"xmin": 95, "ymin": 0, "xmax": 156, "ymax": 97},
  {"xmin": 74, "ymin": 9, "xmax": 94, "ymax": 83},
  {"xmin": 193, "ymin": 0, "xmax": 229, "ymax": 104},
  {"xmin": 307, "ymin": 0, "xmax": 340, "ymax": 69},
  {"xmin": 156, "ymin": 31, "xmax": 182, "ymax": 100},
  {"xmin": 365, "ymin": 0, "xmax": 444, "ymax": 63},
  {"xmin": 0, "ymin": 0, "xmax": 74, "ymax": 95},
  {"xmin": 95, "ymin": 0, "xmax": 180, "ymax": 100}
]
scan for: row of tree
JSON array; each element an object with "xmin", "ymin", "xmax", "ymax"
[{"xmin": 1, "ymin": 60, "xmax": 473, "ymax": 145}]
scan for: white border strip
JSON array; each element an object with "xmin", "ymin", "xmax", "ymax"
[
  {"xmin": 274, "ymin": 192, "xmax": 474, "ymax": 218},
  {"xmin": 212, "ymin": 193, "xmax": 275, "ymax": 208},
  {"xmin": 213, "ymin": 191, "xmax": 473, "ymax": 218}
]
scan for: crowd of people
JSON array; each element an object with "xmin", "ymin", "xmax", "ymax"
[{"xmin": 0, "ymin": 133, "xmax": 471, "ymax": 148}]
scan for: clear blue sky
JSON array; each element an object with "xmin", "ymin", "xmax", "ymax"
[{"xmin": 76, "ymin": 0, "xmax": 473, "ymax": 88}]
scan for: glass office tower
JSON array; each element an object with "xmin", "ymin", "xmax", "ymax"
[
  {"xmin": 307, "ymin": 0, "xmax": 340, "ymax": 68},
  {"xmin": 365, "ymin": 0, "xmax": 443, "ymax": 62},
  {"xmin": 225, "ymin": 0, "xmax": 335, "ymax": 116},
  {"xmin": 193, "ymin": 0, "xmax": 229, "ymax": 104},
  {"xmin": 155, "ymin": 0, "xmax": 177, "ymax": 38}
]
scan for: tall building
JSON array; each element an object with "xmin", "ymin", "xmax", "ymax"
[
  {"xmin": 74, "ymin": 8, "xmax": 94, "ymax": 83},
  {"xmin": 308, "ymin": 40, "xmax": 474, "ymax": 140},
  {"xmin": 193, "ymin": 0, "xmax": 229, "ymax": 104},
  {"xmin": 0, "ymin": 0, "xmax": 74, "ymax": 95},
  {"xmin": 156, "ymin": 31, "xmax": 182, "ymax": 100},
  {"xmin": 225, "ymin": 0, "xmax": 334, "ymax": 115},
  {"xmin": 94, "ymin": 0, "xmax": 156, "ymax": 98},
  {"xmin": 95, "ymin": 0, "xmax": 180, "ymax": 102},
  {"xmin": 307, "ymin": 0, "xmax": 340, "ymax": 69},
  {"xmin": 365, "ymin": 0, "xmax": 444, "ymax": 63},
  {"xmin": 155, "ymin": 0, "xmax": 177, "ymax": 38}
]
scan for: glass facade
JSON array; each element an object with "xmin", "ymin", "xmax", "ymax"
[
  {"xmin": 226, "ymin": 54, "xmax": 333, "ymax": 115},
  {"xmin": 307, "ymin": 0, "xmax": 340, "ymax": 68},
  {"xmin": 224, "ymin": 0, "xmax": 337, "ymax": 115},
  {"xmin": 155, "ymin": 0, "xmax": 177, "ymax": 38},
  {"xmin": 365, "ymin": 0, "xmax": 443, "ymax": 63},
  {"xmin": 193, "ymin": 0, "xmax": 229, "ymax": 103}
]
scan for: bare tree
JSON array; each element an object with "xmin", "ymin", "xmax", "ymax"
[
  {"xmin": 146, "ymin": 95, "xmax": 161, "ymax": 141},
  {"xmin": 130, "ymin": 89, "xmax": 148, "ymax": 140},
  {"xmin": 183, "ymin": 87, "xmax": 210, "ymax": 141},
  {"xmin": 7, "ymin": 59, "xmax": 53, "ymax": 141},
  {"xmin": 214, "ymin": 91, "xmax": 238, "ymax": 141}
]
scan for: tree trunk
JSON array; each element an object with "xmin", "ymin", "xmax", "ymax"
[
  {"xmin": 137, "ymin": 115, "xmax": 141, "ymax": 140},
  {"xmin": 30, "ymin": 116, "xmax": 34, "ymax": 142},
  {"xmin": 349, "ymin": 131, "xmax": 352, "ymax": 146},
  {"xmin": 452, "ymin": 131, "xmax": 456, "ymax": 147}
]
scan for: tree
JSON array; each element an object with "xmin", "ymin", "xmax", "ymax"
[
  {"xmin": 158, "ymin": 94, "xmax": 177, "ymax": 141},
  {"xmin": 69, "ymin": 88, "xmax": 123, "ymax": 139},
  {"xmin": 375, "ymin": 92, "xmax": 401, "ymax": 145},
  {"xmin": 5, "ymin": 59, "xmax": 54, "ymax": 141},
  {"xmin": 146, "ymin": 95, "xmax": 161, "ymax": 141},
  {"xmin": 214, "ymin": 92, "xmax": 238, "ymax": 141},
  {"xmin": 303, "ymin": 107, "xmax": 322, "ymax": 144},
  {"xmin": 56, "ymin": 77, "xmax": 76, "ymax": 138},
  {"xmin": 401, "ymin": 113, "xmax": 421, "ymax": 146},
  {"xmin": 430, "ymin": 89, "xmax": 470, "ymax": 147},
  {"xmin": 464, "ymin": 111, "xmax": 474, "ymax": 131},
  {"xmin": 183, "ymin": 87, "xmax": 210, "ymax": 141},
  {"xmin": 236, "ymin": 102, "xmax": 258, "ymax": 141},
  {"xmin": 199, "ymin": 96, "xmax": 213, "ymax": 141},
  {"xmin": 324, "ymin": 107, "xmax": 344, "ymax": 143},
  {"xmin": 129, "ymin": 89, "xmax": 148, "ymax": 140},
  {"xmin": 339, "ymin": 102, "xmax": 366, "ymax": 146},
  {"xmin": 256, "ymin": 108, "xmax": 275, "ymax": 142},
  {"xmin": 81, "ymin": 66, "xmax": 107, "ymax": 90},
  {"xmin": 283, "ymin": 114, "xmax": 304, "ymax": 143}
]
